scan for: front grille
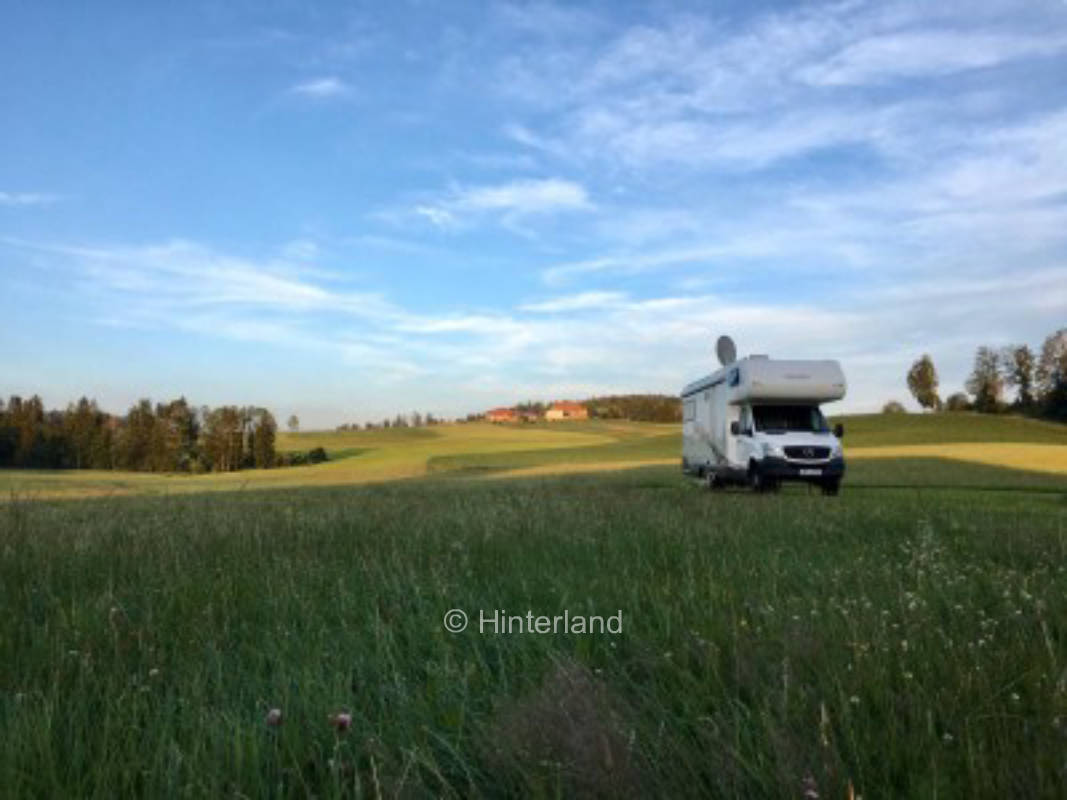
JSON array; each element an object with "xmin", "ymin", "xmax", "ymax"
[{"xmin": 784, "ymin": 446, "xmax": 831, "ymax": 460}]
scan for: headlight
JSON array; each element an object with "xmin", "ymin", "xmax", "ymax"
[
  {"xmin": 764, "ymin": 443, "xmax": 784, "ymax": 457},
  {"xmin": 831, "ymin": 442, "xmax": 843, "ymax": 457}
]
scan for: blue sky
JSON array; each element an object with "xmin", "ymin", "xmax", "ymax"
[{"xmin": 3, "ymin": 0, "xmax": 1067, "ymax": 427}]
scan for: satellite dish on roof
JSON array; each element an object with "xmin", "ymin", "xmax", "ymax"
[{"xmin": 716, "ymin": 335, "xmax": 737, "ymax": 366}]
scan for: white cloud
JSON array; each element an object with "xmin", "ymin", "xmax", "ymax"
[
  {"xmin": 459, "ymin": 178, "xmax": 589, "ymax": 213},
  {"xmin": 520, "ymin": 291, "xmax": 626, "ymax": 313},
  {"xmin": 495, "ymin": 2, "xmax": 1067, "ymax": 173},
  {"xmin": 0, "ymin": 191, "xmax": 58, "ymax": 206},
  {"xmin": 5, "ymin": 230, "xmax": 1066, "ymax": 419},
  {"xmin": 288, "ymin": 76, "xmax": 351, "ymax": 98},
  {"xmin": 414, "ymin": 205, "xmax": 457, "ymax": 228},
  {"xmin": 800, "ymin": 31, "xmax": 1067, "ymax": 86},
  {"xmin": 414, "ymin": 178, "xmax": 592, "ymax": 229}
]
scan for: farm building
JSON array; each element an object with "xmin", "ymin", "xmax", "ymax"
[
  {"xmin": 545, "ymin": 401, "xmax": 588, "ymax": 421},
  {"xmin": 486, "ymin": 407, "xmax": 517, "ymax": 423}
]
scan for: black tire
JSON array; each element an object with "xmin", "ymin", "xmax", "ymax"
[
  {"xmin": 706, "ymin": 470, "xmax": 725, "ymax": 491},
  {"xmin": 821, "ymin": 479, "xmax": 840, "ymax": 496},
  {"xmin": 748, "ymin": 463, "xmax": 765, "ymax": 494}
]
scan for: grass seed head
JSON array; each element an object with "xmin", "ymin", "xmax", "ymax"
[{"xmin": 329, "ymin": 711, "xmax": 352, "ymax": 732}]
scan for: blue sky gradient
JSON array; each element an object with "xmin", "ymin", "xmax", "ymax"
[{"xmin": 3, "ymin": 0, "xmax": 1067, "ymax": 426}]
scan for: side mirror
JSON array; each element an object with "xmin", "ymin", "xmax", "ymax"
[
  {"xmin": 730, "ymin": 421, "xmax": 740, "ymax": 436},
  {"xmin": 833, "ymin": 423, "xmax": 844, "ymax": 439}
]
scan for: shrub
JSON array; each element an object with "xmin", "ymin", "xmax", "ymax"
[
  {"xmin": 945, "ymin": 392, "xmax": 972, "ymax": 412},
  {"xmin": 882, "ymin": 400, "xmax": 907, "ymax": 414}
]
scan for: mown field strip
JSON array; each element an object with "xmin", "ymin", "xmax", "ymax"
[
  {"xmin": 848, "ymin": 442, "xmax": 1067, "ymax": 474},
  {"xmin": 485, "ymin": 458, "xmax": 678, "ymax": 479}
]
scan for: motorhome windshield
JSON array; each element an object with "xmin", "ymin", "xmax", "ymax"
[{"xmin": 753, "ymin": 405, "xmax": 829, "ymax": 434}]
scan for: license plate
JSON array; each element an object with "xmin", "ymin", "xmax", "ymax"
[{"xmin": 799, "ymin": 469, "xmax": 822, "ymax": 476}]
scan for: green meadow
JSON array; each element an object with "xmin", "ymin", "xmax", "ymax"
[{"xmin": 1, "ymin": 415, "xmax": 1066, "ymax": 797}]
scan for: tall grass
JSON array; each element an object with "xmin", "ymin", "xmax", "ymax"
[{"xmin": 2, "ymin": 467, "xmax": 1065, "ymax": 797}]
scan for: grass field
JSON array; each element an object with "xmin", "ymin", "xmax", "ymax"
[
  {"xmin": 1, "ymin": 414, "xmax": 1066, "ymax": 796},
  {"xmin": 3, "ymin": 413, "xmax": 1067, "ymax": 500}
]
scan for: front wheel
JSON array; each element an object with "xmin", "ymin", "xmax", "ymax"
[{"xmin": 748, "ymin": 463, "xmax": 767, "ymax": 494}]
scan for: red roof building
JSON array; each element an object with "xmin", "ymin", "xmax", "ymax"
[{"xmin": 545, "ymin": 401, "xmax": 588, "ymax": 421}]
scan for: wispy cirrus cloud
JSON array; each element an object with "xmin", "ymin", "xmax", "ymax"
[
  {"xmin": 288, "ymin": 76, "xmax": 351, "ymax": 98},
  {"xmin": 413, "ymin": 178, "xmax": 592, "ymax": 229},
  {"xmin": 4, "ymin": 227, "xmax": 1065, "ymax": 417},
  {"xmin": 799, "ymin": 31, "xmax": 1067, "ymax": 86},
  {"xmin": 491, "ymin": 2, "xmax": 1067, "ymax": 173},
  {"xmin": 0, "ymin": 191, "xmax": 58, "ymax": 207},
  {"xmin": 519, "ymin": 291, "xmax": 626, "ymax": 313}
]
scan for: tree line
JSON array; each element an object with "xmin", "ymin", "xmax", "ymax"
[
  {"xmin": 895, "ymin": 327, "xmax": 1067, "ymax": 419},
  {"xmin": 461, "ymin": 395, "xmax": 682, "ymax": 423},
  {"xmin": 0, "ymin": 396, "xmax": 283, "ymax": 472},
  {"xmin": 582, "ymin": 394, "xmax": 682, "ymax": 422},
  {"xmin": 336, "ymin": 411, "xmax": 444, "ymax": 431}
]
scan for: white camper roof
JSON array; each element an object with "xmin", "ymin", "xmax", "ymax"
[{"xmin": 681, "ymin": 356, "xmax": 846, "ymax": 404}]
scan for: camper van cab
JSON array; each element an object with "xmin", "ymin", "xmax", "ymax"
[{"xmin": 681, "ymin": 354, "xmax": 847, "ymax": 494}]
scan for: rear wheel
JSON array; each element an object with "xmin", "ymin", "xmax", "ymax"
[{"xmin": 706, "ymin": 470, "xmax": 725, "ymax": 491}]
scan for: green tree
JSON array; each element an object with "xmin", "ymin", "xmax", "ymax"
[
  {"xmin": 906, "ymin": 354, "xmax": 940, "ymax": 411},
  {"xmin": 287, "ymin": 414, "xmax": 300, "ymax": 433},
  {"xmin": 64, "ymin": 397, "xmax": 98, "ymax": 469},
  {"xmin": 882, "ymin": 400, "xmax": 906, "ymax": 414},
  {"xmin": 251, "ymin": 408, "xmax": 277, "ymax": 468},
  {"xmin": 1036, "ymin": 329, "xmax": 1067, "ymax": 400},
  {"xmin": 966, "ymin": 347, "xmax": 1004, "ymax": 413},
  {"xmin": 117, "ymin": 399, "xmax": 156, "ymax": 470},
  {"xmin": 1001, "ymin": 344, "xmax": 1036, "ymax": 409},
  {"xmin": 0, "ymin": 398, "xmax": 17, "ymax": 466},
  {"xmin": 202, "ymin": 406, "xmax": 244, "ymax": 472},
  {"xmin": 1036, "ymin": 329, "xmax": 1067, "ymax": 421},
  {"xmin": 12, "ymin": 395, "xmax": 45, "ymax": 466}
]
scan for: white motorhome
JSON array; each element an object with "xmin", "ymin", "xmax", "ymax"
[{"xmin": 681, "ymin": 339, "xmax": 847, "ymax": 494}]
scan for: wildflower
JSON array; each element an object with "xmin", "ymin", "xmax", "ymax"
[
  {"xmin": 330, "ymin": 711, "xmax": 352, "ymax": 732},
  {"xmin": 266, "ymin": 708, "xmax": 283, "ymax": 727},
  {"xmin": 849, "ymin": 695, "xmax": 860, "ymax": 706},
  {"xmin": 148, "ymin": 668, "xmax": 160, "ymax": 678}
]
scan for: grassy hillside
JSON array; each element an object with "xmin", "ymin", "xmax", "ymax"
[
  {"xmin": 0, "ymin": 423, "xmax": 617, "ymax": 500},
  {"xmin": 2, "ymin": 415, "xmax": 1066, "ymax": 500},
  {"xmin": 1, "ymin": 464, "xmax": 1064, "ymax": 796},
  {"xmin": 832, "ymin": 411, "xmax": 1067, "ymax": 447}
]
